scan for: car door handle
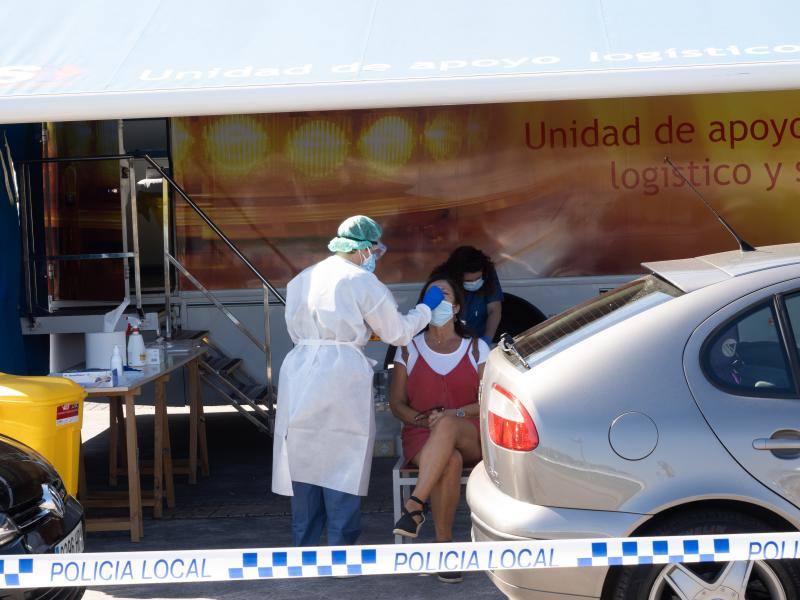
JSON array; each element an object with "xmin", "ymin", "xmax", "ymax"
[{"xmin": 753, "ymin": 438, "xmax": 800, "ymax": 451}]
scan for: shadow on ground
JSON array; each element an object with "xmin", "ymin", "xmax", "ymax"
[{"xmin": 82, "ymin": 409, "xmax": 504, "ymax": 600}]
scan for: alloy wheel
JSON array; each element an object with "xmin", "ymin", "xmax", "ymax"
[{"xmin": 649, "ymin": 560, "xmax": 786, "ymax": 600}]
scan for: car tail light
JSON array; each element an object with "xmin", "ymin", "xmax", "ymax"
[{"xmin": 487, "ymin": 383, "xmax": 539, "ymax": 451}]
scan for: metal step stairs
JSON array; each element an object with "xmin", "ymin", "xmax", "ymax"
[
  {"xmin": 139, "ymin": 155, "xmax": 285, "ymax": 438},
  {"xmin": 198, "ymin": 337, "xmax": 275, "ymax": 435}
]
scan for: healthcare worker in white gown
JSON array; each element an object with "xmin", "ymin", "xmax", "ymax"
[{"xmin": 272, "ymin": 215, "xmax": 445, "ymax": 546}]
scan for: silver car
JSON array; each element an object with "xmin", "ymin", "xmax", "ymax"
[{"xmin": 468, "ymin": 243, "xmax": 800, "ymax": 600}]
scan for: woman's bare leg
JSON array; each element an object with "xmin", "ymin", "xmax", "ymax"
[
  {"xmin": 428, "ymin": 450, "xmax": 463, "ymax": 541},
  {"xmin": 406, "ymin": 416, "xmax": 480, "ymax": 519}
]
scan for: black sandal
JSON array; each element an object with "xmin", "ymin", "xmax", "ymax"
[{"xmin": 393, "ymin": 495, "xmax": 426, "ymax": 538}]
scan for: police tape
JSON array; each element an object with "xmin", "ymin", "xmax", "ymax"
[{"xmin": 2, "ymin": 532, "xmax": 800, "ymax": 589}]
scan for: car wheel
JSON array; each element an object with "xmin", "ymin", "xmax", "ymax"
[{"xmin": 609, "ymin": 509, "xmax": 800, "ymax": 600}]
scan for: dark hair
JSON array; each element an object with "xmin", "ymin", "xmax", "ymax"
[
  {"xmin": 437, "ymin": 246, "xmax": 497, "ymax": 297},
  {"xmin": 417, "ymin": 275, "xmax": 474, "ymax": 339}
]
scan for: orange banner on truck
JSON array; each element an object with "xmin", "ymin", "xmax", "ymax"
[{"xmin": 169, "ymin": 90, "xmax": 800, "ymax": 289}]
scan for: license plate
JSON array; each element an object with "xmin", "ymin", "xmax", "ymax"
[{"xmin": 55, "ymin": 525, "xmax": 84, "ymax": 554}]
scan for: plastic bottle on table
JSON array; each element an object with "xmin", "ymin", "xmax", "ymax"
[
  {"xmin": 127, "ymin": 319, "xmax": 147, "ymax": 367},
  {"xmin": 110, "ymin": 345, "xmax": 123, "ymax": 386}
]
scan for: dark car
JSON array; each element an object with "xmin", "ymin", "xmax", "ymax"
[{"xmin": 0, "ymin": 434, "xmax": 84, "ymax": 600}]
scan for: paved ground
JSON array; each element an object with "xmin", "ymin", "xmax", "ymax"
[{"xmin": 80, "ymin": 401, "xmax": 505, "ymax": 600}]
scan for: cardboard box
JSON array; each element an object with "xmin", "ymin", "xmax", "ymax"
[{"xmin": 58, "ymin": 370, "xmax": 114, "ymax": 388}]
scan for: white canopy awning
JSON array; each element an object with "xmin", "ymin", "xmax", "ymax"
[{"xmin": 2, "ymin": 0, "xmax": 800, "ymax": 123}]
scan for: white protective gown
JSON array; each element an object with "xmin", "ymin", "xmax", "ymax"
[{"xmin": 272, "ymin": 255, "xmax": 431, "ymax": 496}]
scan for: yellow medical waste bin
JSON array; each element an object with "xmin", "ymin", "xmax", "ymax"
[{"xmin": 0, "ymin": 374, "xmax": 86, "ymax": 496}]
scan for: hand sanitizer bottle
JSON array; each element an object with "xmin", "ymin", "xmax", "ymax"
[
  {"xmin": 127, "ymin": 319, "xmax": 147, "ymax": 367},
  {"xmin": 110, "ymin": 345, "xmax": 124, "ymax": 386}
]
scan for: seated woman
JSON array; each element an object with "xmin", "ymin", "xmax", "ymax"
[
  {"xmin": 439, "ymin": 246, "xmax": 503, "ymax": 344},
  {"xmin": 389, "ymin": 276, "xmax": 488, "ymax": 580}
]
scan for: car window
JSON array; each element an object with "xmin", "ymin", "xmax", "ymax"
[
  {"xmin": 782, "ymin": 293, "xmax": 800, "ymax": 355},
  {"xmin": 704, "ymin": 302, "xmax": 794, "ymax": 395},
  {"xmin": 514, "ymin": 275, "xmax": 682, "ymax": 364}
]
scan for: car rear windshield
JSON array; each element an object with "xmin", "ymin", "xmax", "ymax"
[{"xmin": 514, "ymin": 276, "xmax": 683, "ymax": 362}]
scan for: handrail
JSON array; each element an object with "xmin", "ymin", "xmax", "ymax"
[
  {"xmin": 140, "ymin": 153, "xmax": 286, "ymax": 305},
  {"xmin": 145, "ymin": 152, "xmax": 280, "ymax": 412},
  {"xmin": 19, "ymin": 154, "xmax": 140, "ymax": 164},
  {"xmin": 167, "ymin": 253, "xmax": 266, "ymax": 353}
]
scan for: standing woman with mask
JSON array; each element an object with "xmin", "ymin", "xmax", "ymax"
[
  {"xmin": 273, "ymin": 215, "xmax": 445, "ymax": 547},
  {"xmin": 441, "ymin": 246, "xmax": 503, "ymax": 345}
]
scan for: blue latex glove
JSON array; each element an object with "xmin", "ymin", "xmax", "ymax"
[
  {"xmin": 422, "ymin": 285, "xmax": 445, "ymax": 310},
  {"xmin": 480, "ymin": 335, "xmax": 493, "ymax": 346}
]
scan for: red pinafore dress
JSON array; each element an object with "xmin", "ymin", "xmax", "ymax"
[{"xmin": 401, "ymin": 337, "xmax": 481, "ymax": 463}]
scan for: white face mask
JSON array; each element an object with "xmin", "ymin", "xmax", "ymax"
[
  {"xmin": 463, "ymin": 278, "xmax": 484, "ymax": 292},
  {"xmin": 430, "ymin": 301, "xmax": 454, "ymax": 327}
]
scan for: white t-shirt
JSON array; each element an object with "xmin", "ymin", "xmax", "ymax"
[{"xmin": 393, "ymin": 334, "xmax": 490, "ymax": 375}]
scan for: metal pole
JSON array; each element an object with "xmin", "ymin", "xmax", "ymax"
[
  {"xmin": 263, "ymin": 284, "xmax": 273, "ymax": 410},
  {"xmin": 18, "ymin": 164, "xmax": 33, "ymax": 318},
  {"xmin": 120, "ymin": 162, "xmax": 131, "ymax": 308},
  {"xmin": 20, "ymin": 153, "xmax": 136, "ymax": 164},
  {"xmin": 128, "ymin": 159, "xmax": 143, "ymax": 313},
  {"xmin": 162, "ymin": 178, "xmax": 172, "ymax": 339},
  {"xmin": 25, "ymin": 165, "xmax": 41, "ymax": 313},
  {"xmin": 118, "ymin": 121, "xmax": 133, "ymax": 311}
]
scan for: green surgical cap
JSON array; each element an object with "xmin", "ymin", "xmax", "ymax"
[{"xmin": 328, "ymin": 215, "xmax": 382, "ymax": 253}]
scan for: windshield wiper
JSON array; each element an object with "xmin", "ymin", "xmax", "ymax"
[{"xmin": 500, "ymin": 333, "xmax": 531, "ymax": 370}]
